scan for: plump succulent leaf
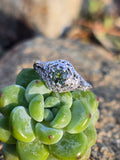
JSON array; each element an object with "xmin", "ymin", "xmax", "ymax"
[
  {"xmin": 29, "ymin": 94, "xmax": 44, "ymax": 122},
  {"xmin": 90, "ymin": 109, "xmax": 99, "ymax": 125},
  {"xmin": 2, "ymin": 144, "xmax": 19, "ymax": 160},
  {"xmin": 0, "ymin": 115, "xmax": 16, "ymax": 144},
  {"xmin": 44, "ymin": 109, "xmax": 54, "ymax": 121},
  {"xmin": 0, "ymin": 67, "xmax": 99, "ymax": 160},
  {"xmin": 0, "ymin": 85, "xmax": 28, "ymax": 116},
  {"xmin": 25, "ymin": 79, "xmax": 51, "ymax": 102},
  {"xmin": 50, "ymin": 92, "xmax": 60, "ymax": 98},
  {"xmin": 84, "ymin": 123, "xmax": 97, "ymax": 148},
  {"xmin": 51, "ymin": 108, "xmax": 59, "ymax": 117},
  {"xmin": 50, "ymin": 105, "xmax": 71, "ymax": 129},
  {"xmin": 47, "ymin": 154, "xmax": 60, "ymax": 160},
  {"xmin": 35, "ymin": 123, "xmax": 63, "ymax": 145},
  {"xmin": 16, "ymin": 68, "xmax": 41, "ymax": 88},
  {"xmin": 17, "ymin": 138, "xmax": 49, "ymax": 160},
  {"xmin": 65, "ymin": 100, "xmax": 91, "ymax": 133},
  {"xmin": 49, "ymin": 132, "xmax": 88, "ymax": 160},
  {"xmin": 72, "ymin": 90, "xmax": 99, "ymax": 113},
  {"xmin": 60, "ymin": 92, "xmax": 72, "ymax": 108},
  {"xmin": 9, "ymin": 106, "xmax": 35, "ymax": 142},
  {"xmin": 44, "ymin": 96, "xmax": 60, "ymax": 108},
  {"xmin": 79, "ymin": 148, "xmax": 91, "ymax": 160}
]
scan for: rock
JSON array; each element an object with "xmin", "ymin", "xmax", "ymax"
[
  {"xmin": 0, "ymin": 36, "xmax": 120, "ymax": 160},
  {"xmin": 0, "ymin": 0, "xmax": 82, "ymax": 38}
]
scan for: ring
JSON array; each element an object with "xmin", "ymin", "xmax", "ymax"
[{"xmin": 33, "ymin": 59, "xmax": 92, "ymax": 93}]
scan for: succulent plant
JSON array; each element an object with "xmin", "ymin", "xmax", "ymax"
[{"xmin": 0, "ymin": 68, "xmax": 99, "ymax": 160}]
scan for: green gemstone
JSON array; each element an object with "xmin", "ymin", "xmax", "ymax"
[{"xmin": 52, "ymin": 69, "xmax": 68, "ymax": 85}]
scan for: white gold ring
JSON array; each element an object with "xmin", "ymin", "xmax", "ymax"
[{"xmin": 33, "ymin": 59, "xmax": 92, "ymax": 93}]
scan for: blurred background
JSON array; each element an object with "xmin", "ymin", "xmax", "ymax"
[
  {"xmin": 0, "ymin": 0, "xmax": 120, "ymax": 59},
  {"xmin": 0, "ymin": 1, "xmax": 120, "ymax": 160}
]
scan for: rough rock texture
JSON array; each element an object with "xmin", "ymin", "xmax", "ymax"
[
  {"xmin": 0, "ymin": 37, "xmax": 120, "ymax": 160},
  {"xmin": 0, "ymin": 0, "xmax": 82, "ymax": 38}
]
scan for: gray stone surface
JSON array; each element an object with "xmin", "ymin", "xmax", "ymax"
[{"xmin": 0, "ymin": 37, "xmax": 120, "ymax": 160}]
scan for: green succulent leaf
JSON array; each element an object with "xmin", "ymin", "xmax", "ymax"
[
  {"xmin": 60, "ymin": 92, "xmax": 72, "ymax": 108},
  {"xmin": 29, "ymin": 94, "xmax": 44, "ymax": 122},
  {"xmin": 65, "ymin": 100, "xmax": 91, "ymax": 133},
  {"xmin": 49, "ymin": 132, "xmax": 88, "ymax": 160},
  {"xmin": 0, "ymin": 115, "xmax": 16, "ymax": 144},
  {"xmin": 50, "ymin": 105, "xmax": 71, "ymax": 129},
  {"xmin": 17, "ymin": 138, "xmax": 49, "ymax": 160},
  {"xmin": 9, "ymin": 106, "xmax": 35, "ymax": 142},
  {"xmin": 2, "ymin": 144, "xmax": 19, "ymax": 160},
  {"xmin": 84, "ymin": 123, "xmax": 97, "ymax": 148},
  {"xmin": 90, "ymin": 109, "xmax": 99, "ymax": 125},
  {"xmin": 47, "ymin": 154, "xmax": 60, "ymax": 160},
  {"xmin": 25, "ymin": 79, "xmax": 51, "ymax": 102},
  {"xmin": 72, "ymin": 90, "xmax": 99, "ymax": 113},
  {"xmin": 35, "ymin": 123, "xmax": 63, "ymax": 145},
  {"xmin": 16, "ymin": 68, "xmax": 41, "ymax": 88},
  {"xmin": 44, "ymin": 96, "xmax": 60, "ymax": 108},
  {"xmin": 0, "ymin": 85, "xmax": 28, "ymax": 116},
  {"xmin": 44, "ymin": 109, "xmax": 54, "ymax": 121},
  {"xmin": 0, "ymin": 67, "xmax": 99, "ymax": 160}
]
